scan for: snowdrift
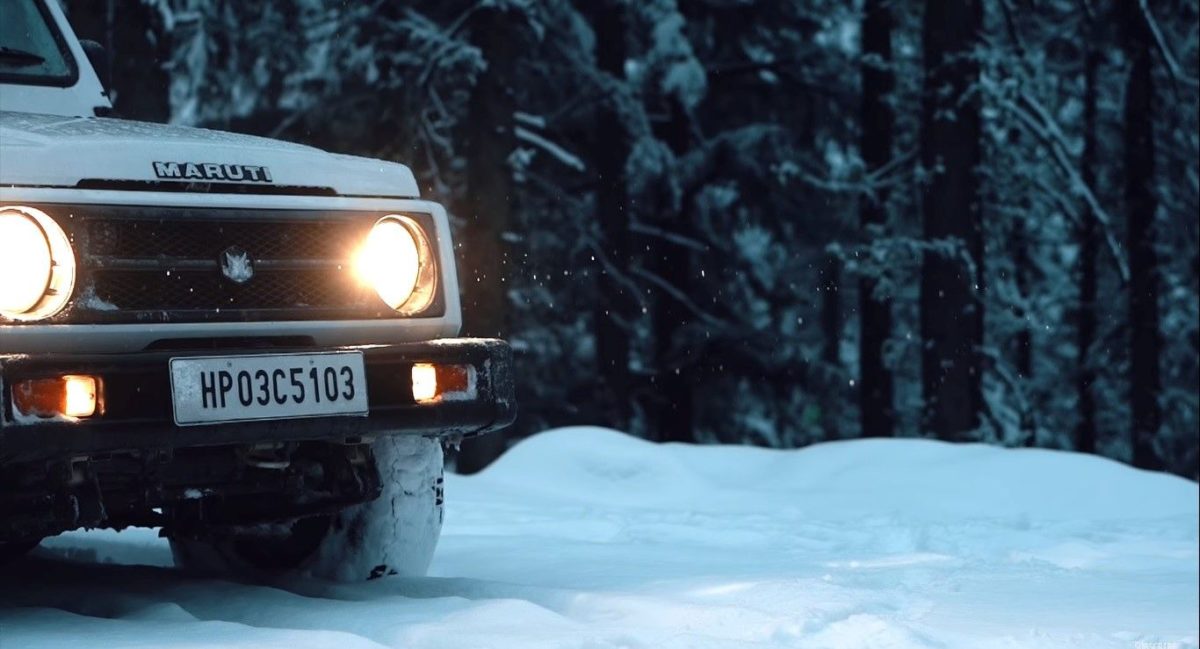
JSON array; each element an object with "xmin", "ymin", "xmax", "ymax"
[
  {"xmin": 473, "ymin": 426, "xmax": 1197, "ymax": 520},
  {"xmin": 3, "ymin": 427, "xmax": 1196, "ymax": 649}
]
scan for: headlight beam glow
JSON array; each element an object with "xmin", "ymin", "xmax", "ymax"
[{"xmin": 352, "ymin": 215, "xmax": 436, "ymax": 314}]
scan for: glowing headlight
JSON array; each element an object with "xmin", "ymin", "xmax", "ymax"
[
  {"xmin": 0, "ymin": 206, "xmax": 75, "ymax": 321},
  {"xmin": 353, "ymin": 215, "xmax": 436, "ymax": 314}
]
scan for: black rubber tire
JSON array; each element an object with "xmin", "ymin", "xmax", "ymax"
[{"xmin": 170, "ymin": 436, "xmax": 444, "ymax": 581}]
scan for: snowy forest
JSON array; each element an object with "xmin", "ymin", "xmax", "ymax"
[{"xmin": 63, "ymin": 0, "xmax": 1200, "ymax": 478}]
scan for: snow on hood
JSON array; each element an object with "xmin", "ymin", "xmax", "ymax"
[{"xmin": 0, "ymin": 111, "xmax": 419, "ymax": 197}]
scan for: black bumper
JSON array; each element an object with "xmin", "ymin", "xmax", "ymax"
[{"xmin": 0, "ymin": 339, "xmax": 514, "ymax": 463}]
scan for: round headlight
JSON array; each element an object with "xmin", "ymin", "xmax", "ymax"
[
  {"xmin": 353, "ymin": 215, "xmax": 436, "ymax": 314},
  {"xmin": 0, "ymin": 206, "xmax": 75, "ymax": 321}
]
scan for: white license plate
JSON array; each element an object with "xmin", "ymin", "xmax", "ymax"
[{"xmin": 170, "ymin": 351, "xmax": 369, "ymax": 426}]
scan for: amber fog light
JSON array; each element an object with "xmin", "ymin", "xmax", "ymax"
[
  {"xmin": 12, "ymin": 375, "xmax": 101, "ymax": 419},
  {"xmin": 412, "ymin": 364, "xmax": 438, "ymax": 402},
  {"xmin": 411, "ymin": 364, "xmax": 474, "ymax": 404}
]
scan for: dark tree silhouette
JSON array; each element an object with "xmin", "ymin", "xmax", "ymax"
[
  {"xmin": 1122, "ymin": 0, "xmax": 1163, "ymax": 470},
  {"xmin": 820, "ymin": 254, "xmax": 842, "ymax": 440},
  {"xmin": 1075, "ymin": 13, "xmax": 1101, "ymax": 455},
  {"xmin": 455, "ymin": 5, "xmax": 521, "ymax": 474},
  {"xmin": 858, "ymin": 0, "xmax": 896, "ymax": 438},
  {"xmin": 584, "ymin": 0, "xmax": 635, "ymax": 434},
  {"xmin": 654, "ymin": 97, "xmax": 699, "ymax": 444},
  {"xmin": 920, "ymin": 0, "xmax": 985, "ymax": 441},
  {"xmin": 66, "ymin": 0, "xmax": 170, "ymax": 121}
]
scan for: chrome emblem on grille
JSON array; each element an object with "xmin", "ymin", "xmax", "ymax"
[{"xmin": 220, "ymin": 246, "xmax": 254, "ymax": 284}]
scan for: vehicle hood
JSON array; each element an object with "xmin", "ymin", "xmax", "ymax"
[{"xmin": 0, "ymin": 111, "xmax": 420, "ymax": 198}]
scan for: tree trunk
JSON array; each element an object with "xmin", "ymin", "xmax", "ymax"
[
  {"xmin": 919, "ymin": 0, "xmax": 984, "ymax": 441},
  {"xmin": 584, "ymin": 0, "xmax": 635, "ymax": 434},
  {"xmin": 654, "ymin": 98, "xmax": 697, "ymax": 444},
  {"xmin": 1075, "ymin": 40, "xmax": 1100, "ymax": 455},
  {"xmin": 858, "ymin": 0, "xmax": 895, "ymax": 438},
  {"xmin": 66, "ymin": 0, "xmax": 170, "ymax": 121},
  {"xmin": 820, "ymin": 254, "xmax": 842, "ymax": 441},
  {"xmin": 1011, "ymin": 214, "xmax": 1036, "ymax": 444},
  {"xmin": 454, "ymin": 6, "xmax": 519, "ymax": 474},
  {"xmin": 1122, "ymin": 2, "xmax": 1162, "ymax": 470},
  {"xmin": 1012, "ymin": 216, "xmax": 1033, "ymax": 384}
]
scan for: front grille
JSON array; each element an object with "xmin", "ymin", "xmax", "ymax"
[
  {"xmin": 93, "ymin": 269, "xmax": 372, "ymax": 311},
  {"xmin": 87, "ymin": 218, "xmax": 361, "ymax": 261},
  {"xmin": 34, "ymin": 204, "xmax": 442, "ymax": 324}
]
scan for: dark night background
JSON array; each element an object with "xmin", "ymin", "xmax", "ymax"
[{"xmin": 65, "ymin": 0, "xmax": 1199, "ymax": 478}]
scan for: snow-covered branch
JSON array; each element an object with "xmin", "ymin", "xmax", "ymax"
[
  {"xmin": 630, "ymin": 221, "xmax": 708, "ymax": 252},
  {"xmin": 515, "ymin": 125, "xmax": 586, "ymax": 172},
  {"xmin": 1139, "ymin": 0, "xmax": 1200, "ymax": 90},
  {"xmin": 631, "ymin": 266, "xmax": 729, "ymax": 328},
  {"xmin": 1000, "ymin": 90, "xmax": 1131, "ymax": 283}
]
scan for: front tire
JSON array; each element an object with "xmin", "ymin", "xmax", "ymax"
[{"xmin": 170, "ymin": 436, "xmax": 445, "ymax": 581}]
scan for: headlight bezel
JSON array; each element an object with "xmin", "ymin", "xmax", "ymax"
[
  {"xmin": 0, "ymin": 205, "xmax": 76, "ymax": 322},
  {"xmin": 354, "ymin": 214, "xmax": 439, "ymax": 316}
]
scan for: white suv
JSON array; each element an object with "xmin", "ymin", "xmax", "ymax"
[{"xmin": 0, "ymin": 0, "xmax": 514, "ymax": 580}]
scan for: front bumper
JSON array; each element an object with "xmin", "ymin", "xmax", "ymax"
[{"xmin": 0, "ymin": 338, "xmax": 514, "ymax": 463}]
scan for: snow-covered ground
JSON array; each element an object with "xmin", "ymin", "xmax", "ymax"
[{"xmin": 1, "ymin": 427, "xmax": 1196, "ymax": 648}]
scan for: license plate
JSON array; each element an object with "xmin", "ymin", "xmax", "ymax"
[{"xmin": 170, "ymin": 351, "xmax": 369, "ymax": 426}]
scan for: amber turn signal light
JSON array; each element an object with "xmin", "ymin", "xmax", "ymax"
[
  {"xmin": 411, "ymin": 363, "xmax": 474, "ymax": 404},
  {"xmin": 12, "ymin": 375, "xmax": 101, "ymax": 419}
]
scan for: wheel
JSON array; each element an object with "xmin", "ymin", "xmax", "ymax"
[
  {"xmin": 170, "ymin": 436, "xmax": 445, "ymax": 581},
  {"xmin": 0, "ymin": 538, "xmax": 42, "ymax": 564}
]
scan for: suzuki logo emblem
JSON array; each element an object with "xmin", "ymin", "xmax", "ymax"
[{"xmin": 220, "ymin": 246, "xmax": 254, "ymax": 284}]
